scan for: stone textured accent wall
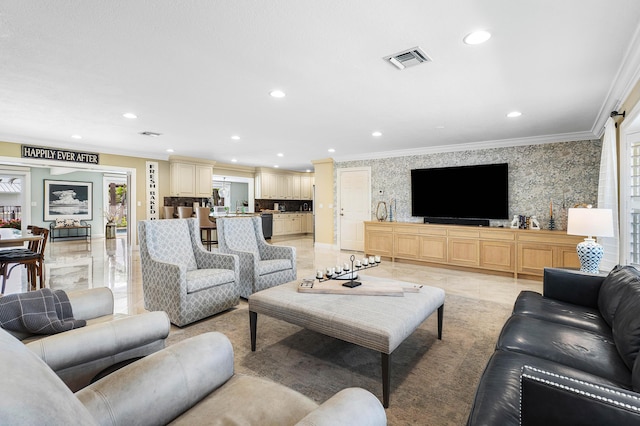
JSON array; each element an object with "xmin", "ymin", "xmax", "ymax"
[{"xmin": 336, "ymin": 139, "xmax": 602, "ymax": 230}]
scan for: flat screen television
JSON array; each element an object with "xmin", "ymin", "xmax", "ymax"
[{"xmin": 411, "ymin": 163, "xmax": 509, "ymax": 226}]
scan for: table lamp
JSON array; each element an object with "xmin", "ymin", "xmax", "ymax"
[{"xmin": 566, "ymin": 206, "xmax": 614, "ymax": 274}]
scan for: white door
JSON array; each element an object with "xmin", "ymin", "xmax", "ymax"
[{"xmin": 338, "ymin": 168, "xmax": 371, "ymax": 251}]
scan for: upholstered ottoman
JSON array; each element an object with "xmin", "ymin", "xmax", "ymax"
[{"xmin": 248, "ymin": 277, "xmax": 445, "ymax": 407}]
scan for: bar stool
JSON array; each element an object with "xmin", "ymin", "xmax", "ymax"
[
  {"xmin": 177, "ymin": 207, "xmax": 193, "ymax": 218},
  {"xmin": 163, "ymin": 206, "xmax": 175, "ymax": 219},
  {"xmin": 195, "ymin": 207, "xmax": 217, "ymax": 250}
]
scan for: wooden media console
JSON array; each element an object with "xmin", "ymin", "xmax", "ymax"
[{"xmin": 364, "ymin": 221, "xmax": 584, "ymax": 280}]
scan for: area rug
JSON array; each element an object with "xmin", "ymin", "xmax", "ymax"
[{"xmin": 166, "ymin": 293, "xmax": 512, "ymax": 425}]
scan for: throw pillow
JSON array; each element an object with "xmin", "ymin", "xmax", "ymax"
[
  {"xmin": 64, "ymin": 219, "xmax": 75, "ymax": 227},
  {"xmin": 55, "ymin": 218, "xmax": 65, "ymax": 228}
]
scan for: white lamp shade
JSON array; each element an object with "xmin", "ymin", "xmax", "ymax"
[{"xmin": 566, "ymin": 208, "xmax": 614, "ymax": 238}]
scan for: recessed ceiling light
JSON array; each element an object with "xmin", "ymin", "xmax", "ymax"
[
  {"xmin": 328, "ymin": 148, "xmax": 336, "ymax": 153},
  {"xmin": 274, "ymin": 165, "xmax": 279, "ymax": 168},
  {"xmin": 277, "ymin": 153, "xmax": 284, "ymax": 157},
  {"xmin": 231, "ymin": 135, "xmax": 240, "ymax": 140},
  {"xmin": 123, "ymin": 113, "xmax": 137, "ymax": 119},
  {"xmin": 306, "ymin": 169, "xmax": 311, "ymax": 173},
  {"xmin": 231, "ymin": 158, "xmax": 238, "ymax": 163},
  {"xmin": 506, "ymin": 111, "xmax": 522, "ymax": 118},
  {"xmin": 372, "ymin": 131, "xmax": 382, "ymax": 137},
  {"xmin": 71, "ymin": 134, "xmax": 82, "ymax": 139},
  {"xmin": 270, "ymin": 90, "xmax": 286, "ymax": 98},
  {"xmin": 166, "ymin": 149, "xmax": 174, "ymax": 153},
  {"xmin": 463, "ymin": 30, "xmax": 491, "ymax": 45}
]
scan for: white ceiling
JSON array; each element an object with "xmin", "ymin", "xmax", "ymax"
[{"xmin": 2, "ymin": 1, "xmax": 640, "ymax": 172}]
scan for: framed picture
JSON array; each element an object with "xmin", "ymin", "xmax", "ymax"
[{"xmin": 44, "ymin": 180, "xmax": 93, "ymax": 221}]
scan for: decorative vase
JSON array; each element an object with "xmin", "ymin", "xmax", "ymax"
[
  {"xmin": 376, "ymin": 201, "xmax": 388, "ymax": 222},
  {"xmin": 105, "ymin": 222, "xmax": 116, "ymax": 239}
]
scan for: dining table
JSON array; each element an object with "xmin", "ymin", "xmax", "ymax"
[{"xmin": 0, "ymin": 229, "xmax": 43, "ymax": 248}]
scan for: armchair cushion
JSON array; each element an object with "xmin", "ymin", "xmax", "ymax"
[
  {"xmin": 258, "ymin": 258, "xmax": 293, "ymax": 276},
  {"xmin": 186, "ymin": 269, "xmax": 237, "ymax": 293}
]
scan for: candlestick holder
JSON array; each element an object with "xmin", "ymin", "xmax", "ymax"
[{"xmin": 318, "ymin": 254, "xmax": 380, "ymax": 288}]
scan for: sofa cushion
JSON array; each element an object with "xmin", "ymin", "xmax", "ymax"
[
  {"xmin": 598, "ymin": 265, "xmax": 640, "ymax": 326},
  {"xmin": 513, "ymin": 291, "xmax": 611, "ymax": 337},
  {"xmin": 612, "ymin": 283, "xmax": 640, "ymax": 371},
  {"xmin": 467, "ymin": 350, "xmax": 627, "ymax": 426},
  {"xmin": 497, "ymin": 315, "xmax": 632, "ymax": 387}
]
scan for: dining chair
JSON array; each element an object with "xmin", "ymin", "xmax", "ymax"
[
  {"xmin": 195, "ymin": 207, "xmax": 217, "ymax": 250},
  {"xmin": 0, "ymin": 225, "xmax": 48, "ymax": 294},
  {"xmin": 177, "ymin": 206, "xmax": 193, "ymax": 218}
]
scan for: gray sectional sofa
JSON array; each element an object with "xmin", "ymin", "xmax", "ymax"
[{"xmin": 467, "ymin": 265, "xmax": 640, "ymax": 425}]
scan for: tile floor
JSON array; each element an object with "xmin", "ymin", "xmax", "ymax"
[{"xmin": 4, "ymin": 233, "xmax": 542, "ymax": 315}]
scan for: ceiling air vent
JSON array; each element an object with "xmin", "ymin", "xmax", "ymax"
[
  {"xmin": 384, "ymin": 47, "xmax": 432, "ymax": 70},
  {"xmin": 139, "ymin": 131, "xmax": 162, "ymax": 137}
]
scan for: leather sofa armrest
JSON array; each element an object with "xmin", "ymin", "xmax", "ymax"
[
  {"xmin": 67, "ymin": 287, "xmax": 115, "ymax": 320},
  {"xmin": 27, "ymin": 311, "xmax": 170, "ymax": 372},
  {"xmin": 520, "ymin": 365, "xmax": 640, "ymax": 425},
  {"xmin": 295, "ymin": 388, "xmax": 387, "ymax": 426},
  {"xmin": 542, "ymin": 268, "xmax": 604, "ymax": 308},
  {"xmin": 76, "ymin": 332, "xmax": 235, "ymax": 426}
]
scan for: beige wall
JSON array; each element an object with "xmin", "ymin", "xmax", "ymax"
[
  {"xmin": 0, "ymin": 140, "xmax": 170, "ymax": 223},
  {"xmin": 311, "ymin": 158, "xmax": 335, "ymax": 245}
]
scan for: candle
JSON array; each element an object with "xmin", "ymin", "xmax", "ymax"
[
  {"xmin": 375, "ymin": 255, "xmax": 381, "ymax": 263},
  {"xmin": 343, "ymin": 262, "xmax": 350, "ymax": 271},
  {"xmin": 335, "ymin": 265, "xmax": 343, "ymax": 273},
  {"xmin": 316, "ymin": 270, "xmax": 323, "ymax": 279},
  {"xmin": 362, "ymin": 258, "xmax": 369, "ymax": 266},
  {"xmin": 368, "ymin": 256, "xmax": 375, "ymax": 264},
  {"xmin": 355, "ymin": 260, "xmax": 361, "ymax": 268}
]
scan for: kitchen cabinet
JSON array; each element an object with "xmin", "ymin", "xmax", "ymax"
[
  {"xmin": 301, "ymin": 175, "xmax": 312, "ymax": 200},
  {"xmin": 272, "ymin": 213, "xmax": 309, "ymax": 236},
  {"xmin": 170, "ymin": 162, "xmax": 213, "ymax": 197},
  {"xmin": 255, "ymin": 169, "xmax": 314, "ymax": 201},
  {"xmin": 305, "ymin": 213, "xmax": 314, "ymax": 233}
]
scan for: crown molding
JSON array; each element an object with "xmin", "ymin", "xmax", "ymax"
[
  {"xmin": 591, "ymin": 23, "xmax": 640, "ymax": 138},
  {"xmin": 333, "ymin": 131, "xmax": 598, "ymax": 163}
]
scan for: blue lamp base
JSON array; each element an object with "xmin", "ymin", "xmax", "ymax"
[{"xmin": 576, "ymin": 238, "xmax": 604, "ymax": 274}]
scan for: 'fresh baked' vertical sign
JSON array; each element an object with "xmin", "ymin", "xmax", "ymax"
[{"xmin": 146, "ymin": 161, "xmax": 159, "ymax": 220}]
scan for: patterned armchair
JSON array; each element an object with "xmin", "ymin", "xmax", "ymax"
[
  {"xmin": 217, "ymin": 216, "xmax": 296, "ymax": 298},
  {"xmin": 138, "ymin": 219, "xmax": 239, "ymax": 327}
]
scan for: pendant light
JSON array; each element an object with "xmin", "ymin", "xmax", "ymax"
[{"xmin": 218, "ymin": 178, "xmax": 227, "ymax": 198}]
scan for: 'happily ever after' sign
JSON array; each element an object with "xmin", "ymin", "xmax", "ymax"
[{"xmin": 21, "ymin": 145, "xmax": 100, "ymax": 165}]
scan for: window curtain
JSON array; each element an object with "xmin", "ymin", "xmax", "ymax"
[{"xmin": 597, "ymin": 117, "xmax": 620, "ymax": 271}]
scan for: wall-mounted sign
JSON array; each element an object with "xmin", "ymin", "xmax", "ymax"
[
  {"xmin": 146, "ymin": 161, "xmax": 159, "ymax": 220},
  {"xmin": 21, "ymin": 145, "xmax": 99, "ymax": 165}
]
